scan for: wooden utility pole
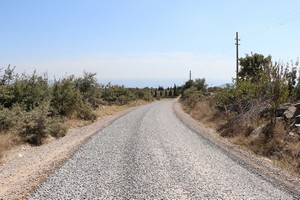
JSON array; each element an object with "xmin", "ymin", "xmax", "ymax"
[
  {"xmin": 235, "ymin": 32, "xmax": 240, "ymax": 83},
  {"xmin": 189, "ymin": 70, "xmax": 191, "ymax": 81}
]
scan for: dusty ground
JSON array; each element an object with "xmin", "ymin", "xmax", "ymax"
[{"xmin": 0, "ymin": 106, "xmax": 136, "ymax": 200}]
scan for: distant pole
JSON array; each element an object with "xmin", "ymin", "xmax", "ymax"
[
  {"xmin": 189, "ymin": 70, "xmax": 191, "ymax": 81},
  {"xmin": 235, "ymin": 32, "xmax": 240, "ymax": 84}
]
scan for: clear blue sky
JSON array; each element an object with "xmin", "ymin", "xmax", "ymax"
[{"xmin": 1, "ymin": 1, "xmax": 300, "ymax": 87}]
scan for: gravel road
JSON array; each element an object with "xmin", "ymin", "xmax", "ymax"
[{"xmin": 29, "ymin": 101, "xmax": 297, "ymax": 199}]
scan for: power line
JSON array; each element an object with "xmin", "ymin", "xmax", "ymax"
[{"xmin": 243, "ymin": 7, "xmax": 300, "ymax": 39}]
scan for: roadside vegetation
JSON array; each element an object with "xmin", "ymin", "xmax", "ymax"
[
  {"xmin": 181, "ymin": 53, "xmax": 300, "ymax": 175},
  {"xmin": 0, "ymin": 66, "xmax": 179, "ymax": 161}
]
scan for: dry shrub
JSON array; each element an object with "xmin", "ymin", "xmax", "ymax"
[
  {"xmin": 95, "ymin": 105, "xmax": 128, "ymax": 119},
  {"xmin": 181, "ymin": 89, "xmax": 300, "ymax": 176},
  {"xmin": 245, "ymin": 122, "xmax": 285, "ymax": 156},
  {"xmin": 218, "ymin": 99, "xmax": 267, "ymax": 137},
  {"xmin": 0, "ymin": 132, "xmax": 21, "ymax": 163},
  {"xmin": 281, "ymin": 142, "xmax": 300, "ymax": 174},
  {"xmin": 181, "ymin": 96, "xmax": 217, "ymax": 123}
]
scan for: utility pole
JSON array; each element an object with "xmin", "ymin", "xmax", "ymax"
[
  {"xmin": 189, "ymin": 70, "xmax": 191, "ymax": 81},
  {"xmin": 235, "ymin": 32, "xmax": 240, "ymax": 84}
]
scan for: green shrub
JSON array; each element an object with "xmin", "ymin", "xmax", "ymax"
[
  {"xmin": 102, "ymin": 85, "xmax": 135, "ymax": 105},
  {"xmin": 181, "ymin": 86, "xmax": 203, "ymax": 108},
  {"xmin": 18, "ymin": 105, "xmax": 68, "ymax": 145},
  {"xmin": 74, "ymin": 72, "xmax": 103, "ymax": 107},
  {"xmin": 0, "ymin": 106, "xmax": 16, "ymax": 131},
  {"xmin": 18, "ymin": 105, "xmax": 48, "ymax": 145},
  {"xmin": 6, "ymin": 71, "xmax": 50, "ymax": 111},
  {"xmin": 76, "ymin": 101, "xmax": 97, "ymax": 121},
  {"xmin": 51, "ymin": 76, "xmax": 83, "ymax": 117},
  {"xmin": 47, "ymin": 117, "xmax": 67, "ymax": 138}
]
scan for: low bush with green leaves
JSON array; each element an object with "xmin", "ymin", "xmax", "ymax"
[{"xmin": 0, "ymin": 66, "xmax": 155, "ymax": 147}]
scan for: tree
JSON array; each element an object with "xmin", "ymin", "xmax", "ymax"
[
  {"xmin": 0, "ymin": 65, "xmax": 16, "ymax": 85},
  {"xmin": 173, "ymin": 84, "xmax": 178, "ymax": 96},
  {"xmin": 194, "ymin": 78, "xmax": 207, "ymax": 92},
  {"xmin": 239, "ymin": 53, "xmax": 272, "ymax": 81},
  {"xmin": 181, "ymin": 78, "xmax": 207, "ymax": 99},
  {"xmin": 169, "ymin": 89, "xmax": 173, "ymax": 97},
  {"xmin": 74, "ymin": 72, "xmax": 102, "ymax": 107},
  {"xmin": 164, "ymin": 89, "xmax": 168, "ymax": 97}
]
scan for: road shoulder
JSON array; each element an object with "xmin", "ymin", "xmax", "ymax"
[
  {"xmin": 0, "ymin": 106, "xmax": 136, "ymax": 200},
  {"xmin": 172, "ymin": 100, "xmax": 300, "ymax": 197}
]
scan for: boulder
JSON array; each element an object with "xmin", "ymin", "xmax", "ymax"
[
  {"xmin": 283, "ymin": 106, "xmax": 297, "ymax": 120},
  {"xmin": 294, "ymin": 102, "xmax": 300, "ymax": 110},
  {"xmin": 276, "ymin": 103, "xmax": 292, "ymax": 117}
]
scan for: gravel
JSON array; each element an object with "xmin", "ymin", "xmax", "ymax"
[
  {"xmin": 28, "ymin": 101, "xmax": 298, "ymax": 199},
  {"xmin": 0, "ymin": 107, "xmax": 134, "ymax": 200}
]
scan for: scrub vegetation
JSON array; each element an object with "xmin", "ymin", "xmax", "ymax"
[
  {"xmin": 0, "ymin": 66, "xmax": 179, "ymax": 161},
  {"xmin": 181, "ymin": 53, "xmax": 300, "ymax": 175}
]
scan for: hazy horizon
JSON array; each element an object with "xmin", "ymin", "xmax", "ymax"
[{"xmin": 100, "ymin": 78, "xmax": 228, "ymax": 88}]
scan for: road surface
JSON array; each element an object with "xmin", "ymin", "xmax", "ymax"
[{"xmin": 29, "ymin": 101, "xmax": 296, "ymax": 199}]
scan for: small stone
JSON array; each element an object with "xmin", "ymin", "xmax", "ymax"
[
  {"xmin": 289, "ymin": 132, "xmax": 295, "ymax": 136},
  {"xmin": 294, "ymin": 102, "xmax": 300, "ymax": 109}
]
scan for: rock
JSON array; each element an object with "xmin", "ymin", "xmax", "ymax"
[
  {"xmin": 289, "ymin": 132, "xmax": 295, "ymax": 136},
  {"xmin": 283, "ymin": 106, "xmax": 297, "ymax": 120},
  {"xmin": 249, "ymin": 124, "xmax": 266, "ymax": 139},
  {"xmin": 294, "ymin": 102, "xmax": 300, "ymax": 109},
  {"xmin": 276, "ymin": 103, "xmax": 292, "ymax": 117},
  {"xmin": 276, "ymin": 108, "xmax": 286, "ymax": 117}
]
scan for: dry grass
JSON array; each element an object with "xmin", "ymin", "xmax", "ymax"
[
  {"xmin": 182, "ymin": 97, "xmax": 300, "ymax": 176},
  {"xmin": 182, "ymin": 98, "xmax": 214, "ymax": 122},
  {"xmin": 0, "ymin": 132, "xmax": 22, "ymax": 163}
]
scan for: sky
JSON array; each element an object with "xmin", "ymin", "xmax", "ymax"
[{"xmin": 1, "ymin": 0, "xmax": 300, "ymax": 87}]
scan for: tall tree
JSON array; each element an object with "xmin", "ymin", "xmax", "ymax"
[{"xmin": 238, "ymin": 53, "xmax": 272, "ymax": 81}]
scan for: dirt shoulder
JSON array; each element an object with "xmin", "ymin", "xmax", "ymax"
[
  {"xmin": 172, "ymin": 101, "xmax": 300, "ymax": 196},
  {"xmin": 0, "ymin": 106, "xmax": 136, "ymax": 200}
]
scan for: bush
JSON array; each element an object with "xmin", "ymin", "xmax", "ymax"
[
  {"xmin": 3, "ymin": 71, "xmax": 50, "ymax": 111},
  {"xmin": 0, "ymin": 67, "xmax": 157, "ymax": 148},
  {"xmin": 47, "ymin": 118, "xmax": 67, "ymax": 138},
  {"xmin": 51, "ymin": 76, "xmax": 83, "ymax": 117},
  {"xmin": 74, "ymin": 72, "xmax": 103, "ymax": 107},
  {"xmin": 102, "ymin": 85, "xmax": 135, "ymax": 105},
  {"xmin": 0, "ymin": 106, "xmax": 16, "ymax": 131},
  {"xmin": 181, "ymin": 86, "xmax": 203, "ymax": 108},
  {"xmin": 18, "ymin": 105, "xmax": 68, "ymax": 145},
  {"xmin": 76, "ymin": 101, "xmax": 97, "ymax": 121},
  {"xmin": 18, "ymin": 105, "xmax": 48, "ymax": 145}
]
